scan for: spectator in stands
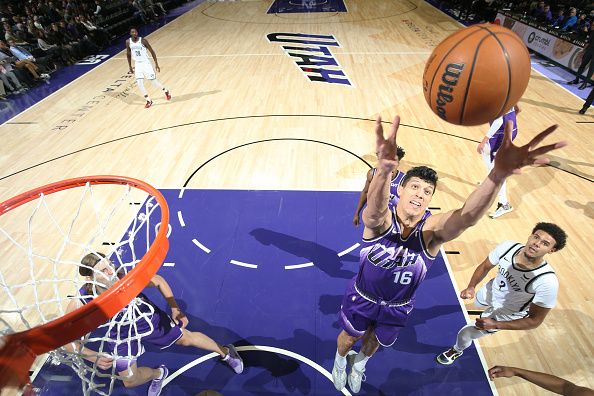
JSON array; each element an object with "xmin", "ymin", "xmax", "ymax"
[
  {"xmin": 36, "ymin": 29, "xmax": 74, "ymax": 66},
  {"xmin": 129, "ymin": 0, "xmax": 148, "ymax": 23},
  {"xmin": 541, "ymin": 4, "xmax": 553, "ymax": 23},
  {"xmin": 531, "ymin": 1, "xmax": 545, "ymax": 17},
  {"xmin": 569, "ymin": 23, "xmax": 594, "ymax": 89},
  {"xmin": 558, "ymin": 7, "xmax": 578, "ymax": 31},
  {"xmin": 145, "ymin": 0, "xmax": 167, "ymax": 17},
  {"xmin": 6, "ymin": 39, "xmax": 51, "ymax": 80},
  {"xmin": 574, "ymin": 13, "xmax": 591, "ymax": 34},
  {"xmin": 79, "ymin": 14, "xmax": 110, "ymax": 47},
  {"xmin": 94, "ymin": 0, "xmax": 104, "ymax": 17},
  {"xmin": 552, "ymin": 9, "xmax": 565, "ymax": 27},
  {"xmin": 0, "ymin": 54, "xmax": 26, "ymax": 94}
]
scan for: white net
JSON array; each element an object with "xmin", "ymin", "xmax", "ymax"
[{"xmin": 0, "ymin": 180, "xmax": 167, "ymax": 395}]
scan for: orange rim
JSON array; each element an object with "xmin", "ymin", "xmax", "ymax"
[{"xmin": 0, "ymin": 176, "xmax": 170, "ymax": 388}]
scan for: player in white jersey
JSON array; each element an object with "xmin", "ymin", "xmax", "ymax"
[
  {"xmin": 126, "ymin": 27, "xmax": 171, "ymax": 109},
  {"xmin": 436, "ymin": 222, "xmax": 567, "ymax": 365}
]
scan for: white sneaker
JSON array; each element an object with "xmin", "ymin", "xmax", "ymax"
[
  {"xmin": 489, "ymin": 203, "xmax": 513, "ymax": 219},
  {"xmin": 347, "ymin": 350, "xmax": 365, "ymax": 393},
  {"xmin": 332, "ymin": 356, "xmax": 347, "ymax": 391}
]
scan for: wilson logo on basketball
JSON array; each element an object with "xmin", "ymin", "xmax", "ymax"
[{"xmin": 435, "ymin": 63, "xmax": 465, "ymax": 120}]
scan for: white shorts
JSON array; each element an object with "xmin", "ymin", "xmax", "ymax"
[
  {"xmin": 135, "ymin": 62, "xmax": 155, "ymax": 80},
  {"xmin": 474, "ymin": 286, "xmax": 527, "ymax": 331}
]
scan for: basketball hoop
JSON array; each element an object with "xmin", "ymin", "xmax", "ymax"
[{"xmin": 0, "ymin": 176, "xmax": 169, "ymax": 392}]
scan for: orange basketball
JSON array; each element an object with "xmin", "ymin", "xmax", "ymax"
[{"xmin": 422, "ymin": 23, "xmax": 531, "ymax": 126}]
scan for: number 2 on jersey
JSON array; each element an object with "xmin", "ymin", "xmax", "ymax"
[{"xmin": 393, "ymin": 271, "xmax": 412, "ymax": 285}]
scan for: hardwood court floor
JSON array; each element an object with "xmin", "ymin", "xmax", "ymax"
[{"xmin": 0, "ymin": 0, "xmax": 592, "ymax": 394}]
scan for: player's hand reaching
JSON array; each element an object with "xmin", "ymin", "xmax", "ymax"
[
  {"xmin": 375, "ymin": 116, "xmax": 400, "ymax": 174},
  {"xmin": 95, "ymin": 354, "xmax": 114, "ymax": 370},
  {"xmin": 488, "ymin": 365, "xmax": 516, "ymax": 379},
  {"xmin": 477, "ymin": 137, "xmax": 488, "ymax": 154},
  {"xmin": 460, "ymin": 286, "xmax": 475, "ymax": 299},
  {"xmin": 475, "ymin": 317, "xmax": 498, "ymax": 330},
  {"xmin": 172, "ymin": 307, "xmax": 188, "ymax": 328},
  {"xmin": 128, "ymin": 66, "xmax": 134, "ymax": 74},
  {"xmin": 493, "ymin": 121, "xmax": 567, "ymax": 178},
  {"xmin": 353, "ymin": 214, "xmax": 360, "ymax": 227}
]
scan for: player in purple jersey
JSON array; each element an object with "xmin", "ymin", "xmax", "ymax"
[
  {"xmin": 64, "ymin": 252, "xmax": 243, "ymax": 395},
  {"xmin": 331, "ymin": 115, "xmax": 567, "ymax": 393},
  {"xmin": 477, "ymin": 105, "xmax": 520, "ymax": 219},
  {"xmin": 353, "ymin": 146, "xmax": 406, "ymax": 226}
]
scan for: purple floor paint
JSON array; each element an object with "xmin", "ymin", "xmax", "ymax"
[{"xmin": 34, "ymin": 189, "xmax": 494, "ymax": 395}]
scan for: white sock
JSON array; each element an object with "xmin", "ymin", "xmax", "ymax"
[
  {"xmin": 150, "ymin": 78, "xmax": 166, "ymax": 90},
  {"xmin": 352, "ymin": 351, "xmax": 370, "ymax": 372},
  {"xmin": 156, "ymin": 367, "xmax": 165, "ymax": 380},
  {"xmin": 137, "ymin": 78, "xmax": 148, "ymax": 96},
  {"xmin": 498, "ymin": 181, "xmax": 509, "ymax": 206},
  {"xmin": 335, "ymin": 350, "xmax": 347, "ymax": 369},
  {"xmin": 454, "ymin": 324, "xmax": 488, "ymax": 352}
]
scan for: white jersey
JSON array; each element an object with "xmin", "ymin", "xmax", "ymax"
[
  {"xmin": 129, "ymin": 37, "xmax": 150, "ymax": 63},
  {"xmin": 477, "ymin": 240, "xmax": 558, "ymax": 314}
]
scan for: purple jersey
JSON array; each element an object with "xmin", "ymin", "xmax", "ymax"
[
  {"xmin": 488, "ymin": 110, "xmax": 518, "ymax": 161},
  {"xmin": 355, "ymin": 207, "xmax": 436, "ymax": 303},
  {"xmin": 77, "ymin": 286, "xmax": 182, "ymax": 370},
  {"xmin": 372, "ymin": 168, "xmax": 404, "ymax": 203}
]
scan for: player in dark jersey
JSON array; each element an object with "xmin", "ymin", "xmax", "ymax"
[
  {"xmin": 331, "ymin": 115, "xmax": 566, "ymax": 393},
  {"xmin": 352, "ymin": 146, "xmax": 406, "ymax": 227},
  {"xmin": 64, "ymin": 252, "xmax": 243, "ymax": 396}
]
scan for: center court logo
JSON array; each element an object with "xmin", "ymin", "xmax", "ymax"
[{"xmin": 267, "ymin": 32, "xmax": 352, "ymax": 85}]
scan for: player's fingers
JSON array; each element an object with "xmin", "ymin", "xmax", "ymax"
[
  {"xmin": 388, "ymin": 115, "xmax": 400, "ymax": 144},
  {"xmin": 375, "ymin": 116, "xmax": 384, "ymax": 144},
  {"xmin": 529, "ymin": 141, "xmax": 567, "ymax": 158},
  {"xmin": 527, "ymin": 125, "xmax": 558, "ymax": 148}
]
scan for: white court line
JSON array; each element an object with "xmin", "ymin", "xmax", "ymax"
[
  {"xmin": 229, "ymin": 259, "xmax": 258, "ymax": 269},
  {"xmin": 177, "ymin": 210, "xmax": 186, "ymax": 227},
  {"xmin": 192, "ymin": 238, "xmax": 211, "ymax": 254},
  {"xmin": 178, "ymin": 188, "xmax": 186, "ymax": 199},
  {"xmin": 337, "ymin": 242, "xmax": 360, "ymax": 257},
  {"xmin": 110, "ymin": 51, "xmax": 431, "ymax": 60},
  {"xmin": 163, "ymin": 262, "xmax": 175, "ymax": 267},
  {"xmin": 284, "ymin": 262, "xmax": 314, "ymax": 270},
  {"xmin": 162, "ymin": 345, "xmax": 352, "ymax": 396},
  {"xmin": 441, "ymin": 247, "xmax": 499, "ymax": 396}
]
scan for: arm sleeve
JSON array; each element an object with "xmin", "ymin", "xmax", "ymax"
[
  {"xmin": 530, "ymin": 274, "xmax": 559, "ymax": 309},
  {"xmin": 486, "ymin": 117, "xmax": 503, "ymax": 138},
  {"xmin": 487, "ymin": 240, "xmax": 517, "ymax": 265}
]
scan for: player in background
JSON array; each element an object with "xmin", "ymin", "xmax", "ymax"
[
  {"xmin": 477, "ymin": 105, "xmax": 520, "ymax": 219},
  {"xmin": 64, "ymin": 252, "xmax": 243, "ymax": 396},
  {"xmin": 353, "ymin": 146, "xmax": 406, "ymax": 227},
  {"xmin": 488, "ymin": 365, "xmax": 594, "ymax": 395},
  {"xmin": 126, "ymin": 27, "xmax": 171, "ymax": 109},
  {"xmin": 331, "ymin": 115, "xmax": 566, "ymax": 394},
  {"xmin": 436, "ymin": 222, "xmax": 567, "ymax": 365}
]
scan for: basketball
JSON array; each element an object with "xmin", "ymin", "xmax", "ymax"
[{"xmin": 422, "ymin": 23, "xmax": 531, "ymax": 126}]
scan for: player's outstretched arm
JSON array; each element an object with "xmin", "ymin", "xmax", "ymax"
[
  {"xmin": 426, "ymin": 121, "xmax": 566, "ymax": 248},
  {"xmin": 62, "ymin": 299, "xmax": 113, "ymax": 369},
  {"xmin": 353, "ymin": 168, "xmax": 374, "ymax": 226},
  {"xmin": 459, "ymin": 257, "xmax": 493, "ymax": 299},
  {"xmin": 489, "ymin": 366, "xmax": 594, "ymax": 396},
  {"xmin": 362, "ymin": 116, "xmax": 399, "ymax": 238},
  {"xmin": 147, "ymin": 274, "xmax": 188, "ymax": 328}
]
